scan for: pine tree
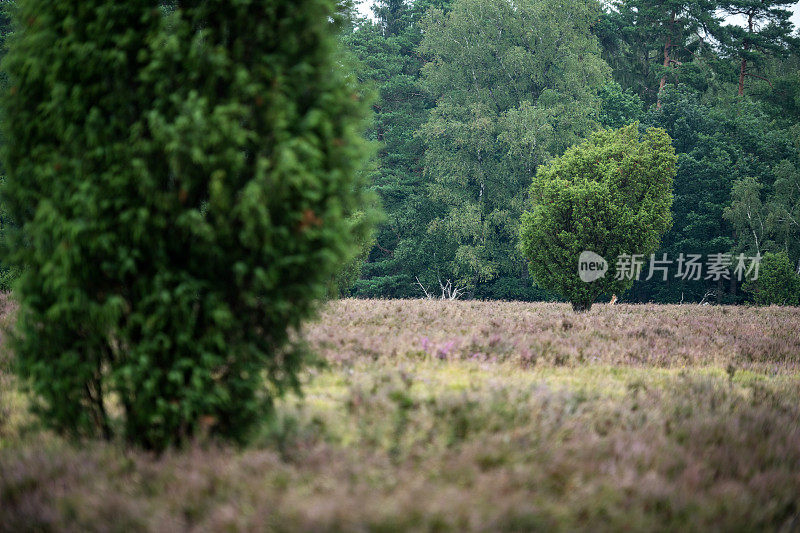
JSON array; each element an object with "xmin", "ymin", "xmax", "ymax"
[
  {"xmin": 343, "ymin": 0, "xmax": 443, "ymax": 297},
  {"xmin": 602, "ymin": 0, "xmax": 720, "ymax": 105},
  {"xmin": 719, "ymin": 0, "xmax": 799, "ymax": 96}
]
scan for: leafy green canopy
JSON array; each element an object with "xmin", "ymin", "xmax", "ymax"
[
  {"xmin": 519, "ymin": 124, "xmax": 677, "ymax": 311},
  {"xmin": 743, "ymin": 251, "xmax": 800, "ymax": 305},
  {"xmin": 418, "ymin": 0, "xmax": 611, "ymax": 295},
  {"xmin": 633, "ymin": 86, "xmax": 800, "ymax": 304},
  {"xmin": 1, "ymin": 0, "xmax": 373, "ymax": 450}
]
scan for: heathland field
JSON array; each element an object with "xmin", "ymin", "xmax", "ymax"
[{"xmin": 2, "ymin": 298, "xmax": 800, "ymax": 531}]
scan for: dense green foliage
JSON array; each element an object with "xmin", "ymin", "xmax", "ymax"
[
  {"xmin": 743, "ymin": 251, "xmax": 800, "ymax": 305},
  {"xmin": 598, "ymin": 0, "xmax": 721, "ymax": 105},
  {"xmin": 338, "ymin": 0, "xmax": 799, "ymax": 305},
  {"xmin": 342, "ymin": 0, "xmax": 449, "ymax": 298},
  {"xmin": 1, "ymin": 0, "xmax": 373, "ymax": 450},
  {"xmin": 0, "ymin": 1, "xmax": 796, "ymax": 308},
  {"xmin": 0, "ymin": 177, "xmax": 15, "ymax": 291},
  {"xmin": 519, "ymin": 124, "xmax": 677, "ymax": 311},
  {"xmin": 328, "ymin": 211, "xmax": 377, "ymax": 298},
  {"xmin": 628, "ymin": 88, "xmax": 798, "ymax": 303},
  {"xmin": 0, "ymin": 2, "xmax": 14, "ymax": 291},
  {"xmin": 417, "ymin": 0, "xmax": 610, "ymax": 296},
  {"xmin": 346, "ymin": 0, "xmax": 612, "ymax": 299}
]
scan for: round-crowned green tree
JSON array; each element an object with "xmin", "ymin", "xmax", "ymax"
[
  {"xmin": 2, "ymin": 0, "xmax": 374, "ymax": 450},
  {"xmin": 519, "ymin": 123, "xmax": 677, "ymax": 312}
]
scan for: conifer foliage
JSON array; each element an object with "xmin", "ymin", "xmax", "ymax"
[{"xmin": 1, "ymin": 0, "xmax": 373, "ymax": 450}]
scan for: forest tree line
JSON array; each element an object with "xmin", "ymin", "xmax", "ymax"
[
  {"xmin": 339, "ymin": 0, "xmax": 800, "ymax": 304},
  {"xmin": 0, "ymin": 0, "xmax": 798, "ymax": 304}
]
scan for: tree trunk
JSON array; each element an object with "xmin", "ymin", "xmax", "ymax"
[
  {"xmin": 656, "ymin": 11, "xmax": 676, "ymax": 109},
  {"xmin": 739, "ymin": 11, "xmax": 754, "ymax": 97},
  {"xmin": 738, "ymin": 58, "xmax": 747, "ymax": 97},
  {"xmin": 658, "ymin": 36, "xmax": 672, "ymax": 94}
]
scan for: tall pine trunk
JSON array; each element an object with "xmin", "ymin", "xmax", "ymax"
[
  {"xmin": 738, "ymin": 57, "xmax": 747, "ymax": 96},
  {"xmin": 656, "ymin": 11, "xmax": 677, "ymax": 109},
  {"xmin": 739, "ymin": 11, "xmax": 755, "ymax": 97}
]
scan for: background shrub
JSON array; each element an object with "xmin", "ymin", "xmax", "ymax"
[
  {"xmin": 744, "ymin": 251, "xmax": 800, "ymax": 306},
  {"xmin": 1, "ymin": 0, "xmax": 374, "ymax": 450}
]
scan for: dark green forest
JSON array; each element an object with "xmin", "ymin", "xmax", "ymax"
[{"xmin": 340, "ymin": 0, "xmax": 800, "ymax": 304}]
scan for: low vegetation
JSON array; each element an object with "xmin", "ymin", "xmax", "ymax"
[{"xmin": 2, "ymin": 297, "xmax": 799, "ymax": 531}]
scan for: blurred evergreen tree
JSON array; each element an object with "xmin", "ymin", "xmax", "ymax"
[{"xmin": 2, "ymin": 0, "xmax": 374, "ymax": 449}]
